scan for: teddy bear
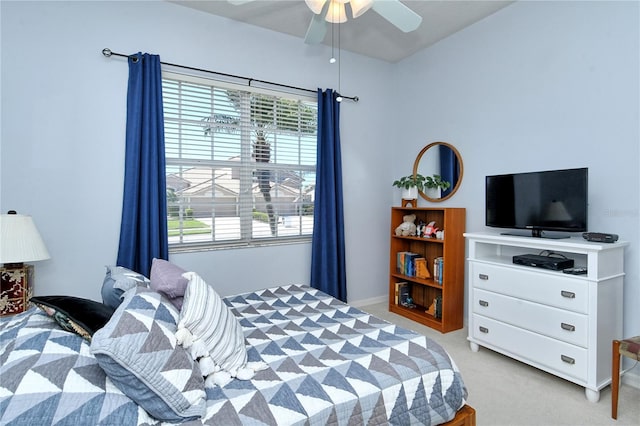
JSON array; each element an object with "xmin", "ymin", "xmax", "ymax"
[{"xmin": 395, "ymin": 214, "xmax": 417, "ymax": 236}]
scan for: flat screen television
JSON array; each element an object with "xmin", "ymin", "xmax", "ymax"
[{"xmin": 485, "ymin": 167, "xmax": 588, "ymax": 238}]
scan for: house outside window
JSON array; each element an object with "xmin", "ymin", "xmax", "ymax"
[{"xmin": 162, "ymin": 72, "xmax": 317, "ymax": 252}]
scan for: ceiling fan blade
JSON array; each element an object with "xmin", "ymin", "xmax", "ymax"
[
  {"xmin": 371, "ymin": 0, "xmax": 422, "ymax": 32},
  {"xmin": 305, "ymin": 13, "xmax": 328, "ymax": 44}
]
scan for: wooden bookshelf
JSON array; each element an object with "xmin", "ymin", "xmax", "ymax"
[{"xmin": 389, "ymin": 207, "xmax": 466, "ymax": 333}]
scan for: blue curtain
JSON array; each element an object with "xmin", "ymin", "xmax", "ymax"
[
  {"xmin": 310, "ymin": 89, "xmax": 347, "ymax": 302},
  {"xmin": 439, "ymin": 144, "xmax": 458, "ymax": 198},
  {"xmin": 116, "ymin": 53, "xmax": 168, "ymax": 277}
]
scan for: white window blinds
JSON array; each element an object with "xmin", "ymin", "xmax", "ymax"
[{"xmin": 162, "ymin": 72, "xmax": 317, "ymax": 251}]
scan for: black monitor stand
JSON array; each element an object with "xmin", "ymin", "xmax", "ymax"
[{"xmin": 500, "ymin": 229, "xmax": 571, "ymax": 239}]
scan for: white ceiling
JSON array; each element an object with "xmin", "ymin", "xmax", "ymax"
[{"xmin": 169, "ymin": 1, "xmax": 514, "ymax": 63}]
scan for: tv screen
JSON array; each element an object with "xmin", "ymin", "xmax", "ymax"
[{"xmin": 486, "ymin": 167, "xmax": 588, "ymax": 237}]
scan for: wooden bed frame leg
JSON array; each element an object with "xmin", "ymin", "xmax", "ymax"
[
  {"xmin": 612, "ymin": 340, "xmax": 620, "ymax": 419},
  {"xmin": 442, "ymin": 404, "xmax": 476, "ymax": 426}
]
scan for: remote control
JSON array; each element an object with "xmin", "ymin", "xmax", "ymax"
[{"xmin": 563, "ymin": 267, "xmax": 588, "ymax": 275}]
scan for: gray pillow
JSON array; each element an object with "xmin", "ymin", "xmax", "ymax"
[
  {"xmin": 91, "ymin": 285, "xmax": 205, "ymax": 422},
  {"xmin": 150, "ymin": 258, "xmax": 188, "ymax": 310},
  {"xmin": 101, "ymin": 265, "xmax": 149, "ymax": 309}
]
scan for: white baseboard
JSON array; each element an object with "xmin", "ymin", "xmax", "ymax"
[
  {"xmin": 349, "ymin": 295, "xmax": 386, "ymax": 308},
  {"xmin": 622, "ymin": 367, "xmax": 640, "ymax": 390}
]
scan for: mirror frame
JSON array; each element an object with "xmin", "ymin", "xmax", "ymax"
[{"xmin": 412, "ymin": 141, "xmax": 464, "ymax": 203}]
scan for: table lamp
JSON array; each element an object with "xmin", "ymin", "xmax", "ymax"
[{"xmin": 0, "ymin": 210, "xmax": 50, "ymax": 316}]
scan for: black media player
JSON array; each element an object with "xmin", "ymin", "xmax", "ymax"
[{"xmin": 512, "ymin": 254, "xmax": 574, "ymax": 271}]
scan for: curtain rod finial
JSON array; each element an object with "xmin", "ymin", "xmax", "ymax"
[{"xmin": 102, "ymin": 48, "xmax": 112, "ymax": 57}]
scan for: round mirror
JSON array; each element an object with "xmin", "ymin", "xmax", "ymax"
[{"xmin": 412, "ymin": 142, "xmax": 464, "ymax": 202}]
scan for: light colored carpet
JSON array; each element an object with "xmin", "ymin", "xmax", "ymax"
[{"xmin": 359, "ymin": 302, "xmax": 640, "ymax": 426}]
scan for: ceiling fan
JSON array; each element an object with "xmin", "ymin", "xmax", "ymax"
[{"xmin": 229, "ymin": 0, "xmax": 422, "ymax": 45}]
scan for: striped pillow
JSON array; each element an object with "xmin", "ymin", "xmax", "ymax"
[{"xmin": 176, "ymin": 272, "xmax": 264, "ymax": 386}]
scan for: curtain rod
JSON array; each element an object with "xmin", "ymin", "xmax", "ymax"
[{"xmin": 102, "ymin": 48, "xmax": 358, "ymax": 102}]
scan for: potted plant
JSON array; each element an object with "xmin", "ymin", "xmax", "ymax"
[
  {"xmin": 393, "ymin": 173, "xmax": 451, "ymax": 200},
  {"xmin": 424, "ymin": 174, "xmax": 451, "ymax": 198},
  {"xmin": 392, "ymin": 173, "xmax": 427, "ymax": 200}
]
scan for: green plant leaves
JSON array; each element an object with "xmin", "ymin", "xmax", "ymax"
[{"xmin": 392, "ymin": 173, "xmax": 450, "ymax": 191}]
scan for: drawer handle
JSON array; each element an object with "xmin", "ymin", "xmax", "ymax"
[
  {"xmin": 479, "ymin": 274, "xmax": 489, "ymax": 280},
  {"xmin": 561, "ymin": 323, "xmax": 576, "ymax": 332},
  {"xmin": 561, "ymin": 290, "xmax": 576, "ymax": 299},
  {"xmin": 561, "ymin": 355, "xmax": 575, "ymax": 365},
  {"xmin": 479, "ymin": 300, "xmax": 489, "ymax": 307},
  {"xmin": 479, "ymin": 326, "xmax": 489, "ymax": 333}
]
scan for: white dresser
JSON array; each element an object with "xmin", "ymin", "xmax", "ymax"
[{"xmin": 465, "ymin": 232, "xmax": 627, "ymax": 402}]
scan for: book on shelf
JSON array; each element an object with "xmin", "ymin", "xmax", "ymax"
[
  {"xmin": 396, "ymin": 282, "xmax": 410, "ymax": 306},
  {"xmin": 396, "ymin": 252, "xmax": 406, "ymax": 275},
  {"xmin": 397, "ymin": 251, "xmax": 421, "ymax": 277},
  {"xmin": 394, "ymin": 281, "xmax": 408, "ymax": 304},
  {"xmin": 433, "ymin": 257, "xmax": 444, "ymax": 284},
  {"xmin": 406, "ymin": 252, "xmax": 420, "ymax": 276},
  {"xmin": 435, "ymin": 296, "xmax": 442, "ymax": 319}
]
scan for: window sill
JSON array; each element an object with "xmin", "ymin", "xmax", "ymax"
[{"xmin": 169, "ymin": 237, "xmax": 312, "ymax": 254}]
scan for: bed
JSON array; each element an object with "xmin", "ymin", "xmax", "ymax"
[{"xmin": 0, "ymin": 278, "xmax": 474, "ymax": 425}]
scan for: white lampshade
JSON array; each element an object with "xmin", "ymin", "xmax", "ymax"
[
  {"xmin": 305, "ymin": 0, "xmax": 372, "ymax": 21},
  {"xmin": 325, "ymin": 0, "xmax": 347, "ymax": 23},
  {"xmin": 0, "ymin": 213, "xmax": 50, "ymax": 264},
  {"xmin": 305, "ymin": 0, "xmax": 326, "ymax": 15},
  {"xmin": 349, "ymin": 0, "xmax": 373, "ymax": 18}
]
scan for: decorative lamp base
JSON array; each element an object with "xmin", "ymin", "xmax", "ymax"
[
  {"xmin": 402, "ymin": 198, "xmax": 417, "ymax": 208},
  {"xmin": 1, "ymin": 264, "xmax": 34, "ymax": 316}
]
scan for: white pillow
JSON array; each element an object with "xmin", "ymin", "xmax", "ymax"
[{"xmin": 175, "ymin": 272, "xmax": 265, "ymax": 386}]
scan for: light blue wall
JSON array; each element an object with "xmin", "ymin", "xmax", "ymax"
[
  {"xmin": 0, "ymin": 0, "xmax": 394, "ymax": 301},
  {"xmin": 394, "ymin": 0, "xmax": 639, "ymax": 339},
  {"xmin": 1, "ymin": 1, "xmax": 638, "ymax": 344}
]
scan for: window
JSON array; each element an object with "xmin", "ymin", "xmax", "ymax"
[{"xmin": 162, "ymin": 72, "xmax": 317, "ymax": 251}]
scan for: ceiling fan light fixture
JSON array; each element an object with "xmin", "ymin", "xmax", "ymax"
[
  {"xmin": 349, "ymin": 0, "xmax": 373, "ymax": 18},
  {"xmin": 305, "ymin": 0, "xmax": 326, "ymax": 15},
  {"xmin": 325, "ymin": 1, "xmax": 347, "ymax": 24}
]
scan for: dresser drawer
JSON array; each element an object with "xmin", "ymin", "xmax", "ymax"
[
  {"xmin": 472, "ymin": 288, "xmax": 588, "ymax": 347},
  {"xmin": 471, "ymin": 315, "xmax": 588, "ymax": 382},
  {"xmin": 470, "ymin": 262, "xmax": 588, "ymax": 314}
]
